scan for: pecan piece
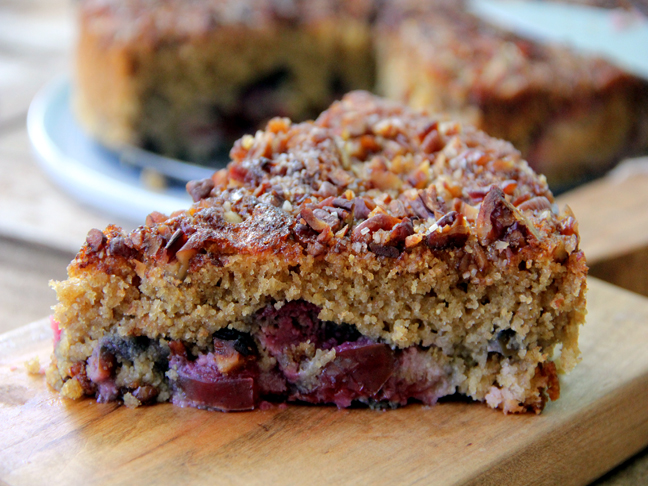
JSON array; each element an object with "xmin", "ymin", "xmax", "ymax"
[
  {"xmin": 409, "ymin": 196, "xmax": 435, "ymax": 220},
  {"xmin": 332, "ymin": 197, "xmax": 354, "ymax": 211},
  {"xmin": 186, "ymin": 178, "xmax": 215, "ymax": 202},
  {"xmin": 352, "ymin": 214, "xmax": 401, "ymax": 240},
  {"xmin": 476, "ymin": 187, "xmax": 540, "ymax": 245},
  {"xmin": 369, "ymin": 243, "xmax": 400, "ymax": 258},
  {"xmin": 388, "ymin": 200, "xmax": 408, "ymax": 219},
  {"xmin": 517, "ymin": 196, "xmax": 551, "ymax": 212},
  {"xmin": 426, "ymin": 213, "xmax": 469, "ymax": 250},
  {"xmin": 353, "ymin": 198, "xmax": 373, "ymax": 220},
  {"xmin": 385, "ymin": 217, "xmax": 414, "ymax": 246},
  {"xmin": 317, "ymin": 181, "xmax": 338, "ymax": 198},
  {"xmin": 328, "ymin": 168, "xmax": 353, "ymax": 187},
  {"xmin": 418, "ymin": 186, "xmax": 446, "ymax": 219},
  {"xmin": 420, "ymin": 129, "xmax": 443, "ymax": 154},
  {"xmin": 476, "ymin": 187, "xmax": 514, "ymax": 245},
  {"xmin": 86, "ymin": 228, "xmax": 106, "ymax": 252},
  {"xmin": 108, "ymin": 236, "xmax": 135, "ymax": 258},
  {"xmin": 146, "ymin": 211, "xmax": 168, "ymax": 226},
  {"xmin": 304, "ymin": 208, "xmax": 340, "ymax": 233}
]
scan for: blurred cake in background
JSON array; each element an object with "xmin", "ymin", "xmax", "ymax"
[
  {"xmin": 75, "ymin": 0, "xmax": 375, "ymax": 162},
  {"xmin": 376, "ymin": 0, "xmax": 648, "ymax": 186},
  {"xmin": 73, "ymin": 0, "xmax": 648, "ymax": 187}
]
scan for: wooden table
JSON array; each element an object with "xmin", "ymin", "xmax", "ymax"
[{"xmin": 0, "ymin": 1, "xmax": 647, "ymax": 484}]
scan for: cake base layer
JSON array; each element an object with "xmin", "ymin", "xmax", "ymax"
[{"xmin": 50, "ymin": 300, "xmax": 560, "ymax": 412}]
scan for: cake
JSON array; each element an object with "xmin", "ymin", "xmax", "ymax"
[
  {"xmin": 75, "ymin": 0, "xmax": 375, "ymax": 162},
  {"xmin": 47, "ymin": 92, "xmax": 588, "ymax": 413},
  {"xmin": 375, "ymin": 0, "xmax": 648, "ymax": 187},
  {"xmin": 74, "ymin": 0, "xmax": 648, "ymax": 185}
]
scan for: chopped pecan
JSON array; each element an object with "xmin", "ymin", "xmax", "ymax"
[
  {"xmin": 436, "ymin": 211, "xmax": 458, "ymax": 228},
  {"xmin": 335, "ymin": 225, "xmax": 350, "ymax": 238},
  {"xmin": 517, "ymin": 196, "xmax": 551, "ymax": 212},
  {"xmin": 418, "ymin": 186, "xmax": 446, "ymax": 219},
  {"xmin": 475, "ymin": 187, "xmax": 515, "ymax": 245},
  {"xmin": 211, "ymin": 169, "xmax": 229, "ymax": 188},
  {"xmin": 108, "ymin": 236, "xmax": 135, "ymax": 258},
  {"xmin": 415, "ymin": 121, "xmax": 439, "ymax": 143},
  {"xmin": 409, "ymin": 196, "xmax": 435, "ymax": 220},
  {"xmin": 86, "ymin": 347, "xmax": 116, "ymax": 384},
  {"xmin": 317, "ymin": 181, "xmax": 338, "ymax": 197},
  {"xmin": 328, "ymin": 168, "xmax": 353, "ymax": 187},
  {"xmin": 86, "ymin": 228, "xmax": 106, "ymax": 252},
  {"xmin": 426, "ymin": 213, "xmax": 469, "ymax": 250},
  {"xmin": 405, "ymin": 234, "xmax": 423, "ymax": 249},
  {"xmin": 500, "ymin": 180, "xmax": 518, "ymax": 195},
  {"xmin": 462, "ymin": 149, "xmax": 489, "ymax": 166},
  {"xmin": 512, "ymin": 193, "xmax": 531, "ymax": 207},
  {"xmin": 323, "ymin": 206, "xmax": 349, "ymax": 220},
  {"xmin": 407, "ymin": 167, "xmax": 429, "ymax": 189},
  {"xmin": 301, "ymin": 207, "xmax": 340, "ymax": 232},
  {"xmin": 352, "ymin": 214, "xmax": 401, "ymax": 240},
  {"xmin": 388, "ymin": 200, "xmax": 408, "ymax": 219},
  {"xmin": 186, "ymin": 178, "xmax": 215, "ymax": 202},
  {"xmin": 293, "ymin": 223, "xmax": 317, "ymax": 247},
  {"xmin": 467, "ymin": 186, "xmax": 491, "ymax": 202},
  {"xmin": 420, "ymin": 129, "xmax": 443, "ymax": 154},
  {"xmin": 317, "ymin": 196, "xmax": 336, "ymax": 208},
  {"xmin": 165, "ymin": 229, "xmax": 184, "ymax": 251},
  {"xmin": 476, "ymin": 187, "xmax": 540, "ymax": 246},
  {"xmin": 369, "ymin": 170, "xmax": 403, "ymax": 191},
  {"xmin": 353, "ymin": 198, "xmax": 372, "ymax": 220},
  {"xmin": 145, "ymin": 211, "xmax": 168, "ymax": 227},
  {"xmin": 317, "ymin": 227, "xmax": 334, "ymax": 244},
  {"xmin": 69, "ymin": 362, "xmax": 95, "ymax": 394},
  {"xmin": 332, "ymin": 197, "xmax": 354, "ymax": 211},
  {"xmin": 385, "ymin": 217, "xmax": 414, "ymax": 246},
  {"xmin": 559, "ymin": 216, "xmax": 578, "ymax": 236},
  {"xmin": 369, "ymin": 243, "xmax": 400, "ymax": 258}
]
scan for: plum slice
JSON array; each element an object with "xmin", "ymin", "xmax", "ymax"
[
  {"xmin": 297, "ymin": 341, "xmax": 396, "ymax": 407},
  {"xmin": 176, "ymin": 372, "xmax": 256, "ymax": 412},
  {"xmin": 171, "ymin": 342, "xmax": 259, "ymax": 412}
]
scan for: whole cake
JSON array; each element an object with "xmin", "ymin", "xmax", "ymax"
[
  {"xmin": 375, "ymin": 0, "xmax": 648, "ymax": 186},
  {"xmin": 74, "ymin": 0, "xmax": 648, "ymax": 185},
  {"xmin": 75, "ymin": 0, "xmax": 375, "ymax": 162},
  {"xmin": 48, "ymin": 93, "xmax": 588, "ymax": 413}
]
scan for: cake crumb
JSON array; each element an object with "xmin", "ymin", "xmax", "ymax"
[
  {"xmin": 24, "ymin": 357, "xmax": 41, "ymax": 375},
  {"xmin": 61, "ymin": 378, "xmax": 84, "ymax": 399},
  {"xmin": 123, "ymin": 392, "xmax": 142, "ymax": 408}
]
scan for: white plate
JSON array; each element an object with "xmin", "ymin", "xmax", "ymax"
[{"xmin": 27, "ymin": 77, "xmax": 218, "ymax": 224}]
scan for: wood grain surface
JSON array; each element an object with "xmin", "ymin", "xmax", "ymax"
[{"xmin": 1, "ymin": 277, "xmax": 648, "ymax": 486}]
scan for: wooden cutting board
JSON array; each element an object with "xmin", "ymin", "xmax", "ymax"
[{"xmin": 1, "ymin": 277, "xmax": 648, "ymax": 486}]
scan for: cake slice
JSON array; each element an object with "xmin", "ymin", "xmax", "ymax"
[
  {"xmin": 75, "ymin": 0, "xmax": 375, "ymax": 162},
  {"xmin": 48, "ymin": 92, "xmax": 587, "ymax": 413}
]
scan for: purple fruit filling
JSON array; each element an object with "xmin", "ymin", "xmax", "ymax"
[{"xmin": 81, "ymin": 301, "xmax": 452, "ymax": 411}]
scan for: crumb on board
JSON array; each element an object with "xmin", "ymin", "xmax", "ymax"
[{"xmin": 24, "ymin": 357, "xmax": 41, "ymax": 375}]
